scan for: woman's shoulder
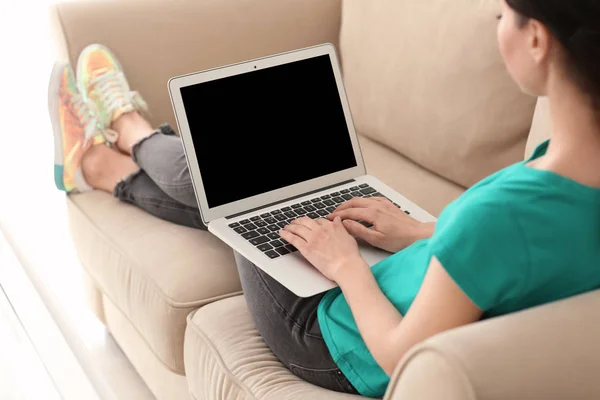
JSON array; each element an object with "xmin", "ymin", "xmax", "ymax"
[
  {"xmin": 461, "ymin": 162, "xmax": 576, "ymax": 209},
  {"xmin": 448, "ymin": 170, "xmax": 529, "ymax": 216},
  {"xmin": 440, "ymin": 164, "xmax": 599, "ymax": 240},
  {"xmin": 436, "ymin": 192, "xmax": 522, "ymax": 241}
]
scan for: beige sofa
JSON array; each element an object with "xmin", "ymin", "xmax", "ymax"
[{"xmin": 51, "ymin": 0, "xmax": 600, "ymax": 399}]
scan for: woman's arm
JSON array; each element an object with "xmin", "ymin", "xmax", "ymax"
[
  {"xmin": 337, "ymin": 256, "xmax": 482, "ymax": 375},
  {"xmin": 281, "ymin": 217, "xmax": 483, "ymax": 376}
]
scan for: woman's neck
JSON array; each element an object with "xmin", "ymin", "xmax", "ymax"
[{"xmin": 533, "ymin": 77, "xmax": 600, "ymax": 188}]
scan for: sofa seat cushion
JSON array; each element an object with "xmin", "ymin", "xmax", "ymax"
[
  {"xmin": 359, "ymin": 135, "xmax": 464, "ymax": 216},
  {"xmin": 185, "ymin": 296, "xmax": 362, "ymax": 400},
  {"xmin": 67, "ymin": 191, "xmax": 242, "ymax": 374}
]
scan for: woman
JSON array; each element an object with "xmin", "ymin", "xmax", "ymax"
[{"xmin": 49, "ymin": 0, "xmax": 600, "ymax": 397}]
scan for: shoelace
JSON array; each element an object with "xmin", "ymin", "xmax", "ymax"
[
  {"xmin": 89, "ymin": 70, "xmax": 148, "ymax": 135},
  {"xmin": 63, "ymin": 90, "xmax": 117, "ymax": 144}
]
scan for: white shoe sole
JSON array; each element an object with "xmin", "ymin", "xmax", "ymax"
[{"xmin": 48, "ymin": 62, "xmax": 67, "ymax": 191}]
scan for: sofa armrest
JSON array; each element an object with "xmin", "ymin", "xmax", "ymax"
[
  {"xmin": 384, "ymin": 290, "xmax": 600, "ymax": 400},
  {"xmin": 49, "ymin": 0, "xmax": 342, "ymax": 128}
]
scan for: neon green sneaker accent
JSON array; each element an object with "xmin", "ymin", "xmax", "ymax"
[{"xmin": 77, "ymin": 44, "xmax": 148, "ymax": 143}]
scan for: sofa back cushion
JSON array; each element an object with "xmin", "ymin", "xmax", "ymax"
[
  {"xmin": 340, "ymin": 0, "xmax": 538, "ymax": 187},
  {"xmin": 53, "ymin": 0, "xmax": 342, "ymax": 131}
]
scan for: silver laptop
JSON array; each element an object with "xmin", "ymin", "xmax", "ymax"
[{"xmin": 168, "ymin": 44, "xmax": 435, "ymax": 297}]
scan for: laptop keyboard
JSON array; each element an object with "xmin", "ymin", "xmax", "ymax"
[{"xmin": 228, "ymin": 184, "xmax": 408, "ymax": 259}]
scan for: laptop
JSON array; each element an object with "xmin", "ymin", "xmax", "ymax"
[{"xmin": 168, "ymin": 44, "xmax": 435, "ymax": 297}]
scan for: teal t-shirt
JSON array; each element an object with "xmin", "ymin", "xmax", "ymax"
[{"xmin": 317, "ymin": 141, "xmax": 600, "ymax": 397}]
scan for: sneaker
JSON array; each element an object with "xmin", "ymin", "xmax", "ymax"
[
  {"xmin": 76, "ymin": 44, "xmax": 148, "ymax": 143},
  {"xmin": 48, "ymin": 62, "xmax": 105, "ymax": 193}
]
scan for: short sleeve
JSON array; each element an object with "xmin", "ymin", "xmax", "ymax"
[{"xmin": 428, "ymin": 201, "xmax": 530, "ymax": 312}]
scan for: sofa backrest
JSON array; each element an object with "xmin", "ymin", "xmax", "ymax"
[
  {"xmin": 52, "ymin": 0, "xmax": 342, "ymax": 131},
  {"xmin": 340, "ymin": 0, "xmax": 538, "ymax": 188}
]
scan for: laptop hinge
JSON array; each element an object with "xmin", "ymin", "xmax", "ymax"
[{"xmin": 225, "ymin": 179, "xmax": 356, "ymax": 220}]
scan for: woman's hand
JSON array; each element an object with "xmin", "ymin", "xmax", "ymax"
[
  {"xmin": 329, "ymin": 197, "xmax": 435, "ymax": 253},
  {"xmin": 280, "ymin": 216, "xmax": 367, "ymax": 282}
]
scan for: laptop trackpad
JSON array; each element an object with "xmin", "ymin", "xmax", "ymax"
[{"xmin": 357, "ymin": 240, "xmax": 392, "ymax": 267}]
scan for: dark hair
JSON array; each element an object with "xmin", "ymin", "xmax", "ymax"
[{"xmin": 505, "ymin": 0, "xmax": 600, "ymax": 107}]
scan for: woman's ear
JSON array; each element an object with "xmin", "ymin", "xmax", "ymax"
[{"xmin": 527, "ymin": 19, "xmax": 552, "ymax": 65}]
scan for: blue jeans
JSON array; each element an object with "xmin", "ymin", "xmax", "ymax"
[{"xmin": 113, "ymin": 124, "xmax": 357, "ymax": 394}]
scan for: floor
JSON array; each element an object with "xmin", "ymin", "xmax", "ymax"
[
  {"xmin": 0, "ymin": 1, "xmax": 154, "ymax": 399},
  {"xmin": 0, "ymin": 281, "xmax": 61, "ymax": 400},
  {"xmin": 0, "ymin": 232, "xmax": 95, "ymax": 400}
]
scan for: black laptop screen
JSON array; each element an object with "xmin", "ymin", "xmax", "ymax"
[{"xmin": 180, "ymin": 54, "xmax": 357, "ymax": 209}]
